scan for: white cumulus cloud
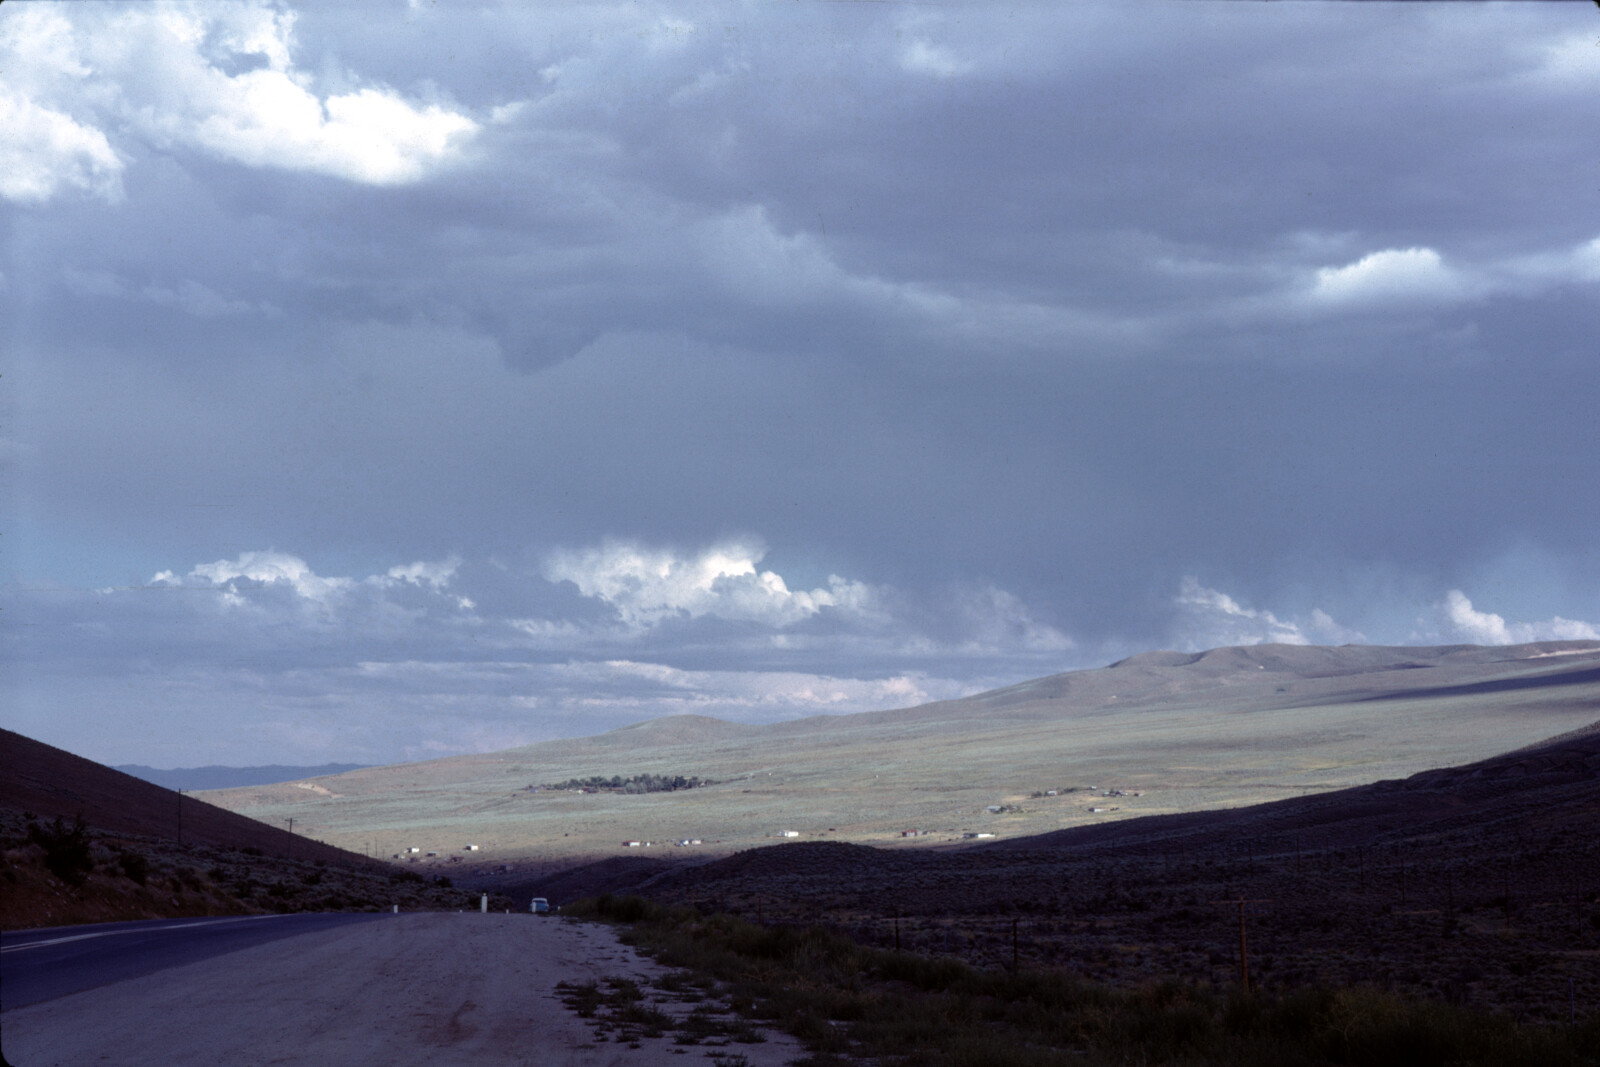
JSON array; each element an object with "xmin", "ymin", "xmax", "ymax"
[
  {"xmin": 1173, "ymin": 578, "xmax": 1365, "ymax": 650},
  {"xmin": 1499, "ymin": 235, "xmax": 1600, "ymax": 290},
  {"xmin": 1, "ymin": 1, "xmax": 477, "ymax": 200},
  {"xmin": 1309, "ymin": 247, "xmax": 1467, "ymax": 306},
  {"xmin": 15, "ymin": 538, "xmax": 1086, "ymax": 761},
  {"xmin": 176, "ymin": 81, "xmax": 476, "ymax": 185},
  {"xmin": 1246, "ymin": 234, "xmax": 1600, "ymax": 322},
  {"xmin": 0, "ymin": 89, "xmax": 123, "ymax": 203},
  {"xmin": 113, "ymin": 5, "xmax": 477, "ymax": 184},
  {"xmin": 544, "ymin": 660, "xmax": 948, "ymax": 719},
  {"xmin": 386, "ymin": 556, "xmax": 462, "ymax": 591},
  {"xmin": 155, "ymin": 549, "xmax": 354, "ymax": 604},
  {"xmin": 1435, "ymin": 590, "xmax": 1600, "ymax": 645},
  {"xmin": 543, "ymin": 538, "xmax": 876, "ymax": 630}
]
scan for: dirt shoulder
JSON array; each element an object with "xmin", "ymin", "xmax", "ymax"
[{"xmin": 2, "ymin": 912, "xmax": 803, "ymax": 1067}]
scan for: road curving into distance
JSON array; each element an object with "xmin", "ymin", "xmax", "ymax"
[{"xmin": 1, "ymin": 911, "xmax": 804, "ymax": 1066}]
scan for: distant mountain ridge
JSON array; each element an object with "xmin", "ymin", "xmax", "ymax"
[{"xmin": 113, "ymin": 763, "xmax": 372, "ymax": 791}]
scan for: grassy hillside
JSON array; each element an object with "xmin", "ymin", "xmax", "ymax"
[{"xmin": 199, "ymin": 641, "xmax": 1600, "ymax": 870}]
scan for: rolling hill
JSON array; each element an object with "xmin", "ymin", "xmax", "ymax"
[{"xmin": 197, "ymin": 640, "xmax": 1600, "ymax": 871}]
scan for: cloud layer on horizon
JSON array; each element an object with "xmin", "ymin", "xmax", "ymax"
[{"xmin": 8, "ymin": 542, "xmax": 1596, "ymax": 765}]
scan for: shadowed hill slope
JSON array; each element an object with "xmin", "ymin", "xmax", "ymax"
[
  {"xmin": 0, "ymin": 729, "xmax": 375, "ymax": 867},
  {"xmin": 605, "ymin": 720, "xmax": 1600, "ymax": 1021},
  {"xmin": 997, "ymin": 713, "xmax": 1600, "ymax": 854}
]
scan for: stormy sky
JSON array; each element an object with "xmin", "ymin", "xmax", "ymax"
[{"xmin": 4, "ymin": 1, "xmax": 1599, "ymax": 767}]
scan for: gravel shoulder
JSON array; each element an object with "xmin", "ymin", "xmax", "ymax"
[{"xmin": 2, "ymin": 912, "xmax": 804, "ymax": 1067}]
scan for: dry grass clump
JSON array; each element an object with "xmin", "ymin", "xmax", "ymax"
[{"xmin": 554, "ymin": 968, "xmax": 769, "ymax": 1050}]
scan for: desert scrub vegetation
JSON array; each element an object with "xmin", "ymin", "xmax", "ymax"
[
  {"xmin": 554, "ymin": 970, "xmax": 770, "ymax": 1051},
  {"xmin": 563, "ymin": 894, "xmax": 1600, "ymax": 1067},
  {"xmin": 0, "ymin": 807, "xmax": 510, "ymax": 928},
  {"xmin": 26, "ymin": 814, "xmax": 95, "ymax": 886}
]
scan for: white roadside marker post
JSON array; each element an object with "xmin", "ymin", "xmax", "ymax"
[{"xmin": 480, "ymin": 893, "xmax": 488, "ymax": 913}]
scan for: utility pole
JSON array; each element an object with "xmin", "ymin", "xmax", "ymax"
[
  {"xmin": 1213, "ymin": 898, "xmax": 1272, "ymax": 994},
  {"xmin": 177, "ymin": 789, "xmax": 183, "ymax": 845}
]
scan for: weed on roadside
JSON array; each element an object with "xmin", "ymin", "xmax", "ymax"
[{"xmin": 555, "ymin": 971, "xmax": 780, "ymax": 1051}]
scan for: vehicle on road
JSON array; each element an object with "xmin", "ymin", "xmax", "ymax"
[{"xmin": 530, "ymin": 897, "xmax": 550, "ymax": 914}]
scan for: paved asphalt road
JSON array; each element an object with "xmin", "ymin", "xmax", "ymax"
[
  {"xmin": 3, "ymin": 912, "xmax": 810, "ymax": 1066},
  {"xmin": 1, "ymin": 912, "xmax": 390, "ymax": 1011}
]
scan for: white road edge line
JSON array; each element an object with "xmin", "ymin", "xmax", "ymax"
[{"xmin": 1, "ymin": 914, "xmax": 294, "ymax": 954}]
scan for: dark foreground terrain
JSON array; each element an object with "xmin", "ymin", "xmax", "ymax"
[
  {"xmin": 523, "ymin": 721, "xmax": 1600, "ymax": 1024},
  {"xmin": 0, "ymin": 729, "xmax": 511, "ymax": 929}
]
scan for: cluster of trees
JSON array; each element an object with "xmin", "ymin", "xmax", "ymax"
[{"xmin": 542, "ymin": 774, "xmax": 711, "ymax": 795}]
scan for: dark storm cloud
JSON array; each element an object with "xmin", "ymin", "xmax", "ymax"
[{"xmin": 4, "ymin": 1, "xmax": 1598, "ymax": 762}]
